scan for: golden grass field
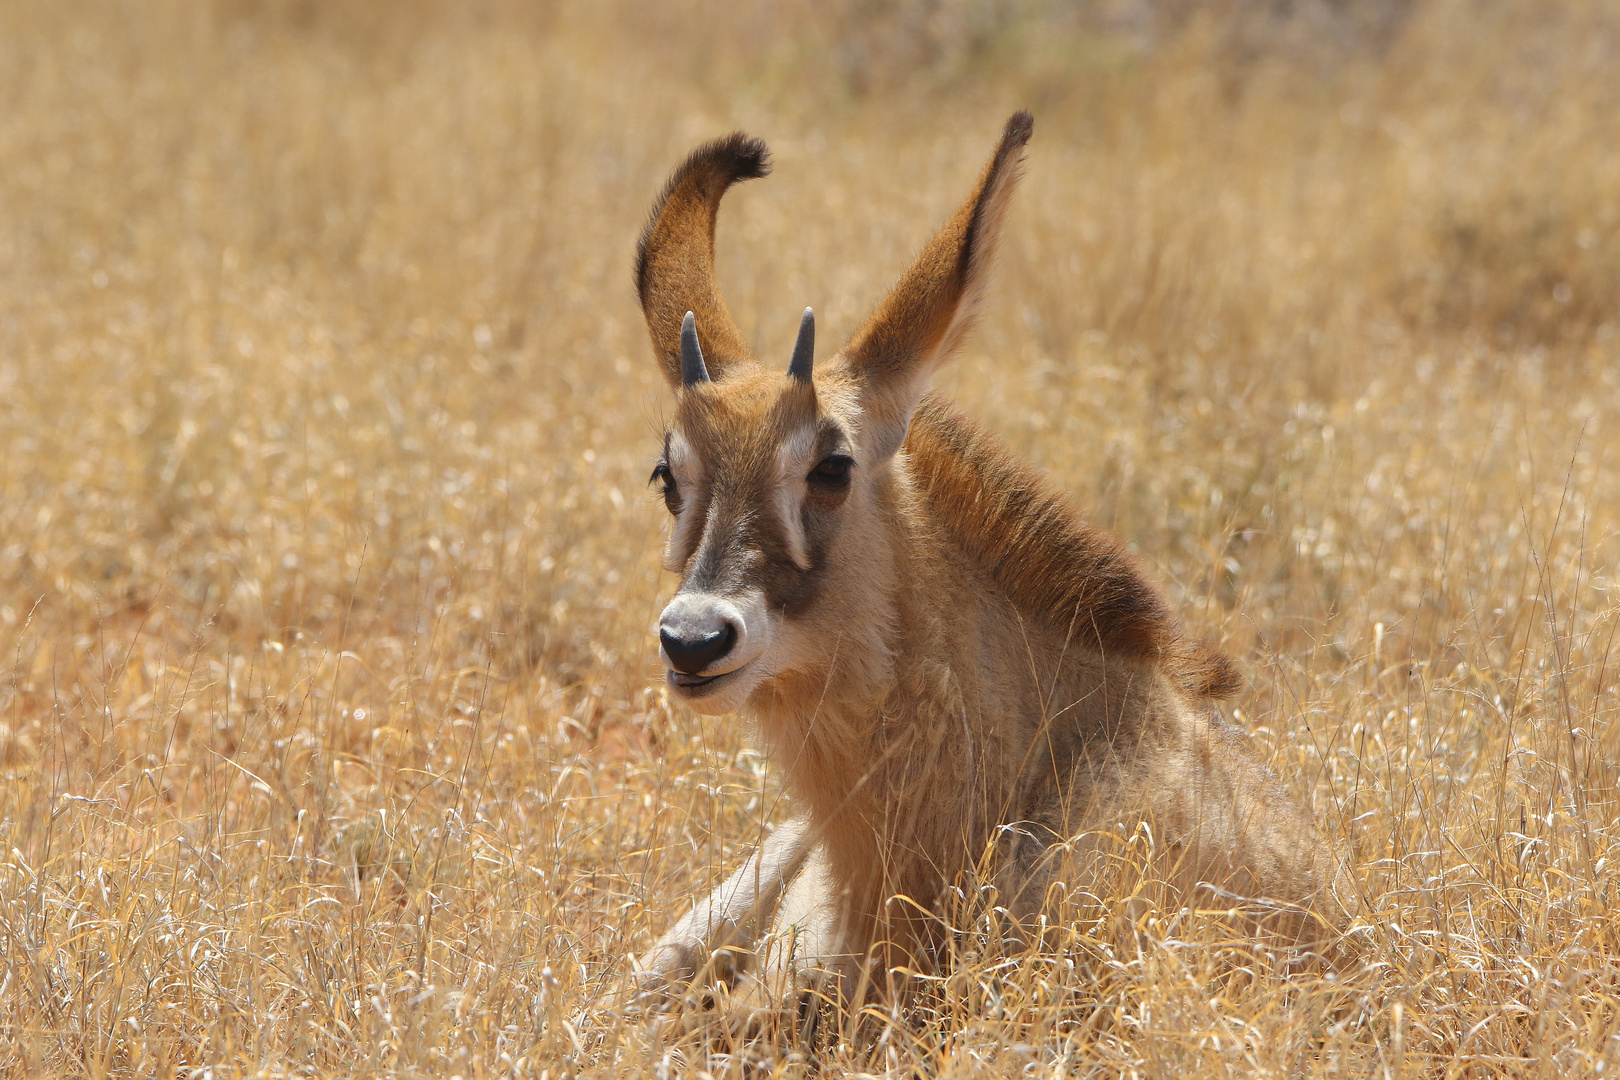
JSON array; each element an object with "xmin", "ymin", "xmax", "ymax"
[{"xmin": 3, "ymin": 0, "xmax": 1620, "ymax": 1075}]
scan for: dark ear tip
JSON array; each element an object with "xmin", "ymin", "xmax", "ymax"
[
  {"xmin": 1004, "ymin": 111, "xmax": 1034, "ymax": 146},
  {"xmin": 707, "ymin": 132, "xmax": 772, "ymax": 183}
]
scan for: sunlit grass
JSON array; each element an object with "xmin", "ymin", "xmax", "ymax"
[{"xmin": 2, "ymin": 1, "xmax": 1619, "ymax": 1075}]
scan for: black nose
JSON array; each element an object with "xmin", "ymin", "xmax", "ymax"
[{"xmin": 660, "ymin": 624, "xmax": 736, "ymax": 674}]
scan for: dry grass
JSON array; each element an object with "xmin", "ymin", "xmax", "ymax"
[{"xmin": 2, "ymin": 0, "xmax": 1619, "ymax": 1075}]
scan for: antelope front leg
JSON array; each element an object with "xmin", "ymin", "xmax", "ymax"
[
  {"xmin": 631, "ymin": 816, "xmax": 814, "ymax": 1009},
  {"xmin": 736, "ymin": 840, "xmax": 855, "ymax": 1002},
  {"xmin": 690, "ymin": 841, "xmax": 861, "ymax": 1044}
]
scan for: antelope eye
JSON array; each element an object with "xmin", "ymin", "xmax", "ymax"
[
  {"xmin": 809, "ymin": 455, "xmax": 853, "ymax": 483},
  {"xmin": 650, "ymin": 462, "xmax": 680, "ymax": 513}
]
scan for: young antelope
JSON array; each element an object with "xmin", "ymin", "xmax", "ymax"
[{"xmin": 630, "ymin": 112, "xmax": 1350, "ymax": 1019}]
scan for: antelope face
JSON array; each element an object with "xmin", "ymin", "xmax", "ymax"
[
  {"xmin": 652, "ymin": 342, "xmax": 868, "ymax": 714},
  {"xmin": 634, "ymin": 115, "xmax": 1031, "ymax": 713}
]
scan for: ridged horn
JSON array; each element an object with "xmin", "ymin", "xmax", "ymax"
[
  {"xmin": 787, "ymin": 307, "xmax": 814, "ymax": 383},
  {"xmin": 680, "ymin": 311, "xmax": 709, "ymax": 386},
  {"xmin": 635, "ymin": 132, "xmax": 770, "ymax": 389}
]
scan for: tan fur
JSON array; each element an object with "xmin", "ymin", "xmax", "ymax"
[
  {"xmin": 635, "ymin": 132, "xmax": 768, "ymax": 387},
  {"xmin": 628, "ymin": 113, "xmax": 1352, "ymax": 1022},
  {"xmin": 903, "ymin": 395, "xmax": 1244, "ymax": 700}
]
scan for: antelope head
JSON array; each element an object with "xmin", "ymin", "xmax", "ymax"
[{"xmin": 635, "ymin": 115, "xmax": 1032, "ymax": 714}]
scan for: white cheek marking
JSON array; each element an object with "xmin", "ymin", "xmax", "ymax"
[
  {"xmin": 774, "ymin": 486, "xmax": 809, "ymax": 570},
  {"xmin": 664, "ymin": 431, "xmax": 705, "ymax": 571},
  {"xmin": 774, "ymin": 425, "xmax": 816, "ymax": 571}
]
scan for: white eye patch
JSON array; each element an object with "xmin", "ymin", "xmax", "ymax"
[
  {"xmin": 774, "ymin": 424, "xmax": 818, "ymax": 571},
  {"xmin": 663, "ymin": 430, "xmax": 704, "ymax": 571}
]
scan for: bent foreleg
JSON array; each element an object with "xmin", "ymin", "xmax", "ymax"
[{"xmin": 631, "ymin": 815, "xmax": 814, "ymax": 1006}]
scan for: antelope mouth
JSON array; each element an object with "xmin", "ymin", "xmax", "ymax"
[{"xmin": 667, "ymin": 664, "xmax": 747, "ymax": 695}]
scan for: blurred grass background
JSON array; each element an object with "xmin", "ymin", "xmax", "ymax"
[{"xmin": 2, "ymin": 0, "xmax": 1619, "ymax": 1075}]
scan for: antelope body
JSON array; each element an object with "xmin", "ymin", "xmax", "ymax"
[{"xmin": 631, "ymin": 113, "xmax": 1347, "ymax": 1017}]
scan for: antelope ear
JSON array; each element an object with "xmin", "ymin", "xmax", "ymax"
[
  {"xmin": 842, "ymin": 112, "xmax": 1032, "ymax": 460},
  {"xmin": 635, "ymin": 132, "xmax": 770, "ymax": 390}
]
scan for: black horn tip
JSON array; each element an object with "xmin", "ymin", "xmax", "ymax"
[
  {"xmin": 680, "ymin": 311, "xmax": 710, "ymax": 386},
  {"xmin": 788, "ymin": 307, "xmax": 815, "ymax": 383}
]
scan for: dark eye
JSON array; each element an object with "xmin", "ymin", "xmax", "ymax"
[
  {"xmin": 808, "ymin": 455, "xmax": 853, "ymax": 485},
  {"xmin": 650, "ymin": 462, "xmax": 680, "ymax": 513}
]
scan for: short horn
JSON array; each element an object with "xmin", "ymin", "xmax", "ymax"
[
  {"xmin": 680, "ymin": 312, "xmax": 709, "ymax": 386},
  {"xmin": 787, "ymin": 307, "xmax": 814, "ymax": 383}
]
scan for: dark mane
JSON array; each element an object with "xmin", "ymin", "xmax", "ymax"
[{"xmin": 904, "ymin": 394, "xmax": 1242, "ymax": 699}]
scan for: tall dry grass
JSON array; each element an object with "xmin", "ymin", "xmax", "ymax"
[{"xmin": 1, "ymin": 0, "xmax": 1618, "ymax": 1075}]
